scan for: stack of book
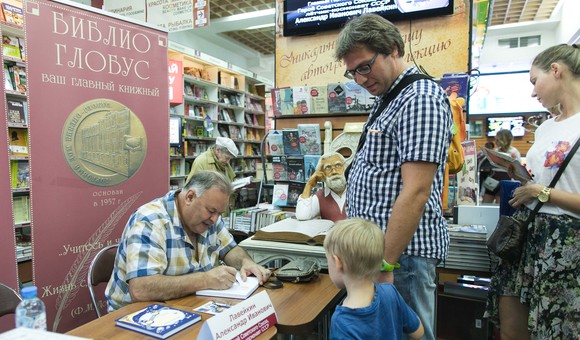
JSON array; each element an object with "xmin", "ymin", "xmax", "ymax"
[{"xmin": 445, "ymin": 225, "xmax": 491, "ymax": 272}]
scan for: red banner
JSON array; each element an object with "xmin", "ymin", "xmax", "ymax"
[
  {"xmin": 25, "ymin": 0, "xmax": 168, "ymax": 332},
  {"xmin": 168, "ymin": 59, "xmax": 183, "ymax": 104}
]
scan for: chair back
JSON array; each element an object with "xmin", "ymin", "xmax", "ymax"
[
  {"xmin": 0, "ymin": 283, "xmax": 22, "ymax": 317},
  {"xmin": 87, "ymin": 244, "xmax": 118, "ymax": 318}
]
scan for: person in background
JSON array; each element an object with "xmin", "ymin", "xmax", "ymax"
[
  {"xmin": 105, "ymin": 171, "xmax": 270, "ymax": 311},
  {"xmin": 334, "ymin": 14, "xmax": 452, "ymax": 339},
  {"xmin": 295, "ymin": 152, "xmax": 347, "ymax": 222},
  {"xmin": 323, "ymin": 218, "xmax": 424, "ymax": 340},
  {"xmin": 482, "ymin": 129, "xmax": 522, "ymax": 203},
  {"xmin": 186, "ymin": 137, "xmax": 238, "ymax": 184},
  {"xmin": 485, "ymin": 43, "xmax": 580, "ymax": 339}
]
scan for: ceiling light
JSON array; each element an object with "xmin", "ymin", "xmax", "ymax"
[
  {"xmin": 221, "ymin": 8, "xmax": 275, "ymax": 22},
  {"xmin": 246, "ymin": 23, "xmax": 275, "ymax": 30}
]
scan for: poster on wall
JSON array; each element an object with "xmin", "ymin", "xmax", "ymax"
[
  {"xmin": 274, "ymin": 0, "xmax": 470, "ymax": 87},
  {"xmin": 25, "ymin": 0, "xmax": 168, "ymax": 332}
]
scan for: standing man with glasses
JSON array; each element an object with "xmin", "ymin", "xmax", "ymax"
[
  {"xmin": 106, "ymin": 171, "xmax": 270, "ymax": 311},
  {"xmin": 296, "ymin": 152, "xmax": 347, "ymax": 222},
  {"xmin": 186, "ymin": 136, "xmax": 238, "ymax": 185},
  {"xmin": 335, "ymin": 14, "xmax": 453, "ymax": 339}
]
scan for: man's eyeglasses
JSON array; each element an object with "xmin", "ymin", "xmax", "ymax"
[
  {"xmin": 344, "ymin": 52, "xmax": 379, "ymax": 79},
  {"xmin": 323, "ymin": 162, "xmax": 344, "ymax": 174}
]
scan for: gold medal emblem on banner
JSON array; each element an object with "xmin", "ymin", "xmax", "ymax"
[{"xmin": 61, "ymin": 99, "xmax": 147, "ymax": 186}]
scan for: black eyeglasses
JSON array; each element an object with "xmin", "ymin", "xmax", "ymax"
[{"xmin": 344, "ymin": 52, "xmax": 379, "ymax": 79}]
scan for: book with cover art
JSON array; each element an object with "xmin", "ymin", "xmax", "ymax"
[
  {"xmin": 309, "ymin": 85, "xmax": 328, "ymax": 114},
  {"xmin": 7, "ymin": 98, "xmax": 26, "ymax": 125},
  {"xmin": 197, "ymin": 272, "xmax": 259, "ymax": 299},
  {"xmin": 2, "ymin": 3, "xmax": 24, "ymax": 26},
  {"xmin": 2, "ymin": 34, "xmax": 21, "ymax": 59},
  {"xmin": 267, "ymin": 130, "xmax": 284, "ymax": 156},
  {"xmin": 8, "ymin": 127, "xmax": 27, "ymax": 156},
  {"xmin": 272, "ymin": 156, "xmax": 288, "ymax": 181},
  {"xmin": 273, "ymin": 183, "xmax": 289, "ymax": 207},
  {"xmin": 10, "ymin": 159, "xmax": 29, "ymax": 189},
  {"xmin": 327, "ymin": 83, "xmax": 346, "ymax": 113},
  {"xmin": 481, "ymin": 147, "xmax": 532, "ymax": 183},
  {"xmin": 292, "ymin": 86, "xmax": 310, "ymax": 114},
  {"xmin": 286, "ymin": 156, "xmax": 304, "ymax": 182},
  {"xmin": 287, "ymin": 181, "xmax": 305, "ymax": 206},
  {"xmin": 344, "ymin": 81, "xmax": 373, "ymax": 112},
  {"xmin": 279, "ymin": 87, "xmax": 294, "ymax": 116},
  {"xmin": 13, "ymin": 65, "xmax": 26, "ymax": 92},
  {"xmin": 270, "ymin": 87, "xmax": 283, "ymax": 117},
  {"xmin": 115, "ymin": 304, "xmax": 201, "ymax": 339},
  {"xmin": 282, "ymin": 129, "xmax": 301, "ymax": 155},
  {"xmin": 253, "ymin": 218, "xmax": 334, "ymax": 245},
  {"xmin": 297, "ymin": 124, "xmax": 321, "ymax": 155},
  {"xmin": 303, "ymin": 155, "xmax": 321, "ymax": 179}
]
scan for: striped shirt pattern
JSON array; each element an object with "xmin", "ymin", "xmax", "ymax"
[
  {"xmin": 106, "ymin": 190, "xmax": 236, "ymax": 310},
  {"xmin": 346, "ymin": 67, "xmax": 452, "ymax": 260}
]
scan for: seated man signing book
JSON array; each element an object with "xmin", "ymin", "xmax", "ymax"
[
  {"xmin": 324, "ymin": 218, "xmax": 424, "ymax": 339},
  {"xmin": 296, "ymin": 152, "xmax": 347, "ymax": 222},
  {"xmin": 105, "ymin": 171, "xmax": 270, "ymax": 311}
]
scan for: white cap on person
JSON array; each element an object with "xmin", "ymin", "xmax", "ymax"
[{"xmin": 216, "ymin": 137, "xmax": 239, "ymax": 157}]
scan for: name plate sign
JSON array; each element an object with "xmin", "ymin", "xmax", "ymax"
[{"xmin": 197, "ymin": 291, "xmax": 278, "ymax": 340}]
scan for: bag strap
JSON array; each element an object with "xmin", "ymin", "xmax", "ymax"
[
  {"xmin": 353, "ymin": 73, "xmax": 432, "ymax": 154},
  {"xmin": 523, "ymin": 136, "xmax": 580, "ymax": 224}
]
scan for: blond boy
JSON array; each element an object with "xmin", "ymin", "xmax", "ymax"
[{"xmin": 324, "ymin": 218, "xmax": 424, "ymax": 339}]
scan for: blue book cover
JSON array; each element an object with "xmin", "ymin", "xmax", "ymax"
[
  {"xmin": 303, "ymin": 155, "xmax": 321, "ymax": 179},
  {"xmin": 282, "ymin": 129, "xmax": 301, "ymax": 155},
  {"xmin": 115, "ymin": 304, "xmax": 201, "ymax": 339}
]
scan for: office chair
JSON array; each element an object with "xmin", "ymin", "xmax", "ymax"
[
  {"xmin": 0, "ymin": 282, "xmax": 22, "ymax": 317},
  {"xmin": 87, "ymin": 244, "xmax": 118, "ymax": 318}
]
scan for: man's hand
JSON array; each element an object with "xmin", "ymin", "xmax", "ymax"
[
  {"xmin": 301, "ymin": 170, "xmax": 325, "ymax": 198},
  {"xmin": 239, "ymin": 259, "xmax": 271, "ymax": 285},
  {"xmin": 206, "ymin": 265, "xmax": 238, "ymax": 290}
]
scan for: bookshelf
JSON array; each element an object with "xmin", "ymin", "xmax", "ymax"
[
  {"xmin": 168, "ymin": 42, "xmax": 268, "ymax": 206},
  {"xmin": 2, "ymin": 18, "xmax": 32, "ymax": 284}
]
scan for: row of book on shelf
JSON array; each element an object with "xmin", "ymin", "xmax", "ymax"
[
  {"xmin": 227, "ymin": 205, "xmax": 294, "ymax": 234},
  {"xmin": 184, "ymin": 83, "xmax": 263, "ymax": 112},
  {"xmin": 267, "ymin": 124, "xmax": 322, "ymax": 156},
  {"xmin": 271, "ymin": 82, "xmax": 375, "ymax": 115},
  {"xmin": 180, "ymin": 103, "xmax": 262, "ymax": 126}
]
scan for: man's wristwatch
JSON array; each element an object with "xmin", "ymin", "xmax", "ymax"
[
  {"xmin": 538, "ymin": 186, "xmax": 552, "ymax": 203},
  {"xmin": 380, "ymin": 260, "xmax": 400, "ymax": 272}
]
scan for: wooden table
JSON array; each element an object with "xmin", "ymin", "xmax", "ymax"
[
  {"xmin": 168, "ymin": 274, "xmax": 344, "ymax": 336},
  {"xmin": 66, "ymin": 274, "xmax": 343, "ymax": 339},
  {"xmin": 66, "ymin": 301, "xmax": 277, "ymax": 339}
]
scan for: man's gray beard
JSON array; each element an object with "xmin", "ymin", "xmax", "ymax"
[{"xmin": 326, "ymin": 175, "xmax": 346, "ymax": 193}]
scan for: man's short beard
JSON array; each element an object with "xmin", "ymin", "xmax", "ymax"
[{"xmin": 326, "ymin": 175, "xmax": 346, "ymax": 193}]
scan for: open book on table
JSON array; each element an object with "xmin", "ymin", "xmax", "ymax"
[
  {"xmin": 196, "ymin": 272, "xmax": 259, "ymax": 299},
  {"xmin": 253, "ymin": 218, "xmax": 334, "ymax": 246},
  {"xmin": 481, "ymin": 147, "xmax": 532, "ymax": 183}
]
